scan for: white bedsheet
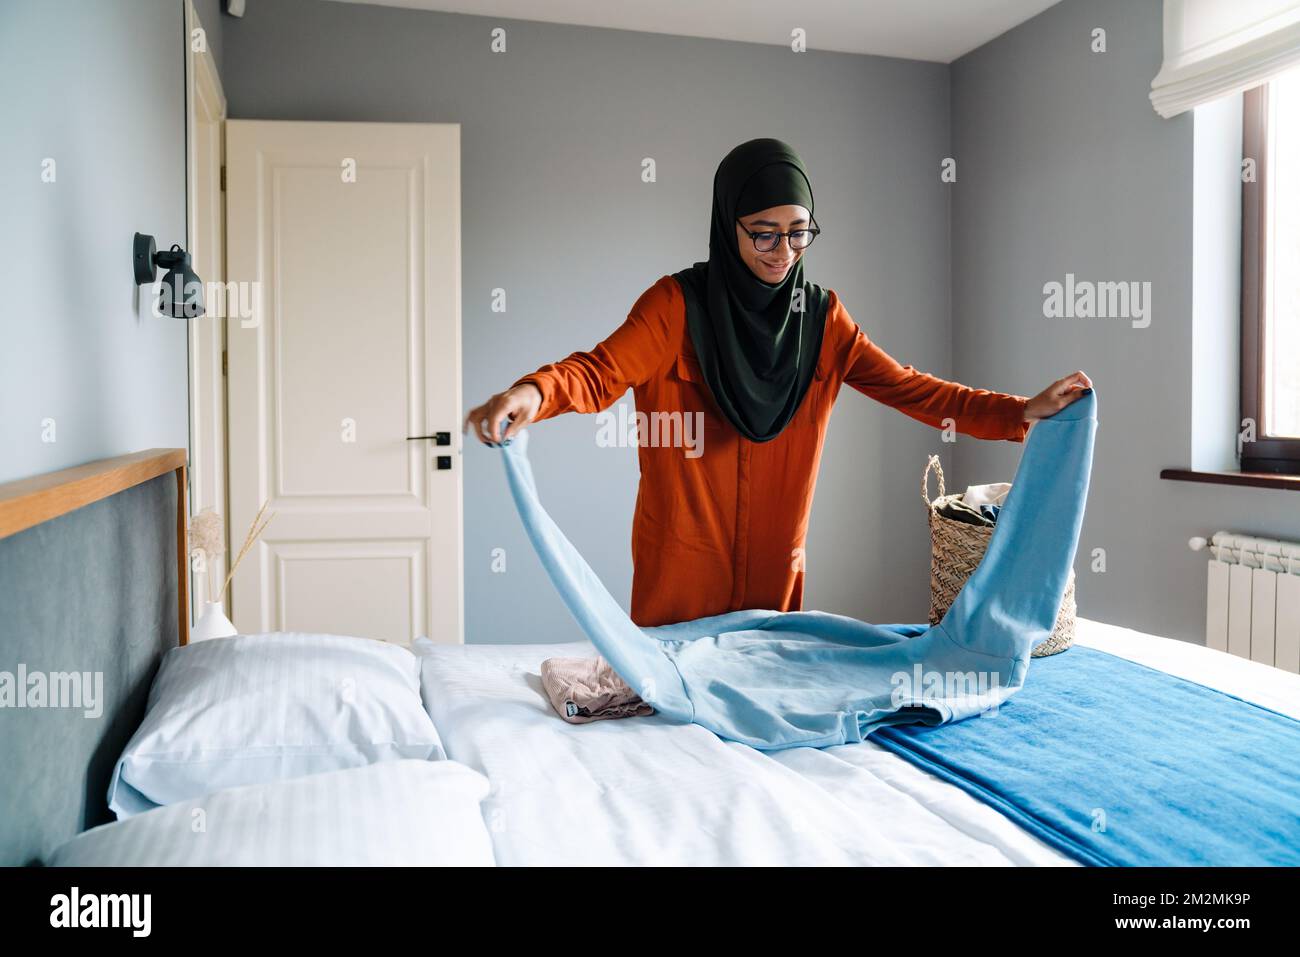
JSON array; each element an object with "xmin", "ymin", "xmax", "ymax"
[{"xmin": 416, "ymin": 618, "xmax": 1300, "ymax": 866}]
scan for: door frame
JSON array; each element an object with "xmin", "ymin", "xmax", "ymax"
[{"xmin": 184, "ymin": 0, "xmax": 229, "ymax": 626}]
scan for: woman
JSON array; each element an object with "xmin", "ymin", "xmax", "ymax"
[{"xmin": 465, "ymin": 138, "xmax": 1091, "ymax": 627}]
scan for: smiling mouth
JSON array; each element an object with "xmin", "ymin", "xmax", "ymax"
[{"xmin": 763, "ymin": 261, "xmax": 792, "ymax": 270}]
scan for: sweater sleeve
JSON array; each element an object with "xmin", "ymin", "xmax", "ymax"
[
  {"xmin": 510, "ymin": 276, "xmax": 677, "ymax": 422},
  {"xmin": 832, "ymin": 293, "xmax": 1030, "ymax": 442}
]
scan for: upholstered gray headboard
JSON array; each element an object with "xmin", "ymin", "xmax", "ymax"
[{"xmin": 0, "ymin": 450, "xmax": 187, "ymax": 865}]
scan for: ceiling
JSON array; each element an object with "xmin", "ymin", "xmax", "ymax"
[{"xmin": 321, "ymin": 0, "xmax": 1064, "ymax": 63}]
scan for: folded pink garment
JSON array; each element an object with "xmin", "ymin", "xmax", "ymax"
[{"xmin": 539, "ymin": 656, "xmax": 654, "ymax": 724}]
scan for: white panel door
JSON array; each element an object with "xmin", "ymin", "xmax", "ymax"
[{"xmin": 225, "ymin": 120, "xmax": 462, "ymax": 645}]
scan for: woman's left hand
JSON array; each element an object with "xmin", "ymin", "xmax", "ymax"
[{"xmin": 1024, "ymin": 371, "xmax": 1093, "ymax": 421}]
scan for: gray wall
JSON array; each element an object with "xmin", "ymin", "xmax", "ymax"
[
  {"xmin": 0, "ymin": 0, "xmax": 191, "ymax": 485},
  {"xmin": 950, "ymin": 0, "xmax": 1300, "ymax": 643},
  {"xmin": 6, "ymin": 0, "xmax": 1277, "ymax": 648},
  {"xmin": 222, "ymin": 0, "xmax": 957, "ymax": 642}
]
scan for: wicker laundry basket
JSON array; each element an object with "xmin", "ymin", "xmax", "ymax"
[{"xmin": 921, "ymin": 454, "xmax": 1075, "ymax": 657}]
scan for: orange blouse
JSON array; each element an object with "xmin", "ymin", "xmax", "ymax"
[{"xmin": 512, "ymin": 275, "xmax": 1030, "ymax": 627}]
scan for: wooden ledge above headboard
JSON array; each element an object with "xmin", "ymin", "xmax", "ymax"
[{"xmin": 0, "ymin": 448, "xmax": 190, "ymax": 644}]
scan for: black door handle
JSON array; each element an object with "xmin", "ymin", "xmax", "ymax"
[{"xmin": 406, "ymin": 431, "xmax": 451, "ymax": 446}]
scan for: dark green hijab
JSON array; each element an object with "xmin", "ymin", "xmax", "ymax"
[{"xmin": 673, "ymin": 138, "xmax": 830, "ymax": 443}]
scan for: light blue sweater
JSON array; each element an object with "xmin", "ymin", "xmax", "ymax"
[{"xmin": 493, "ymin": 388, "xmax": 1096, "ymax": 751}]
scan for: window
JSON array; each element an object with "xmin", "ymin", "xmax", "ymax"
[{"xmin": 1242, "ymin": 67, "xmax": 1300, "ymax": 474}]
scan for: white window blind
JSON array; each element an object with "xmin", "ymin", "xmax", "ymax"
[{"xmin": 1151, "ymin": 0, "xmax": 1300, "ymax": 118}]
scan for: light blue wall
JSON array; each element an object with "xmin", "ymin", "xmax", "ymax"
[
  {"xmin": 222, "ymin": 0, "xmax": 957, "ymax": 642},
  {"xmin": 950, "ymin": 0, "xmax": 1300, "ymax": 643},
  {"xmin": 0, "ymin": 0, "xmax": 192, "ymax": 485}
]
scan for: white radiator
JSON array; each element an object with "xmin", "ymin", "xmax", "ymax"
[{"xmin": 1190, "ymin": 532, "xmax": 1300, "ymax": 674}]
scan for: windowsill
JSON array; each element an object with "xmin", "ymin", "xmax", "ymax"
[{"xmin": 1160, "ymin": 468, "xmax": 1300, "ymax": 491}]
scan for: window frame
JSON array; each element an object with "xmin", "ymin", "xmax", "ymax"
[{"xmin": 1241, "ymin": 82, "xmax": 1300, "ymax": 474}]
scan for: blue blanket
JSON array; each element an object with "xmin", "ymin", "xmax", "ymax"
[
  {"xmin": 873, "ymin": 645, "xmax": 1300, "ymax": 866},
  {"xmin": 493, "ymin": 389, "xmax": 1096, "ymax": 749}
]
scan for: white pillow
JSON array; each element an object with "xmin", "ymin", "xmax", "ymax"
[
  {"xmin": 57, "ymin": 761, "xmax": 494, "ymax": 866},
  {"xmin": 108, "ymin": 633, "xmax": 446, "ymax": 818}
]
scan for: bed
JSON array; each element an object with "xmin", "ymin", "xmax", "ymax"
[
  {"xmin": 413, "ymin": 616, "xmax": 1300, "ymax": 867},
  {"xmin": 4, "ymin": 448, "xmax": 1298, "ymax": 867}
]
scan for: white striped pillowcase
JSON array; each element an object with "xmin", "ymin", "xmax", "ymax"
[{"xmin": 108, "ymin": 633, "xmax": 446, "ymax": 817}]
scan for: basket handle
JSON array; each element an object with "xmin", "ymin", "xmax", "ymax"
[{"xmin": 921, "ymin": 454, "xmax": 945, "ymax": 509}]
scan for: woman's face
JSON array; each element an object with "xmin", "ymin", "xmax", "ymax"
[{"xmin": 734, "ymin": 204, "xmax": 810, "ymax": 283}]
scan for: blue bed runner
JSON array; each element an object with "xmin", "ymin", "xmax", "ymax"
[{"xmin": 873, "ymin": 644, "xmax": 1300, "ymax": 866}]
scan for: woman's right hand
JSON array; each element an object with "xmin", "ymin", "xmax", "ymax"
[{"xmin": 463, "ymin": 382, "xmax": 543, "ymax": 446}]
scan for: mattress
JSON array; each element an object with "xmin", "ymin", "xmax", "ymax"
[{"xmin": 417, "ymin": 616, "xmax": 1300, "ymax": 866}]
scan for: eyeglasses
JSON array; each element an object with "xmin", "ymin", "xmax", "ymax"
[{"xmin": 736, "ymin": 216, "xmax": 821, "ymax": 252}]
